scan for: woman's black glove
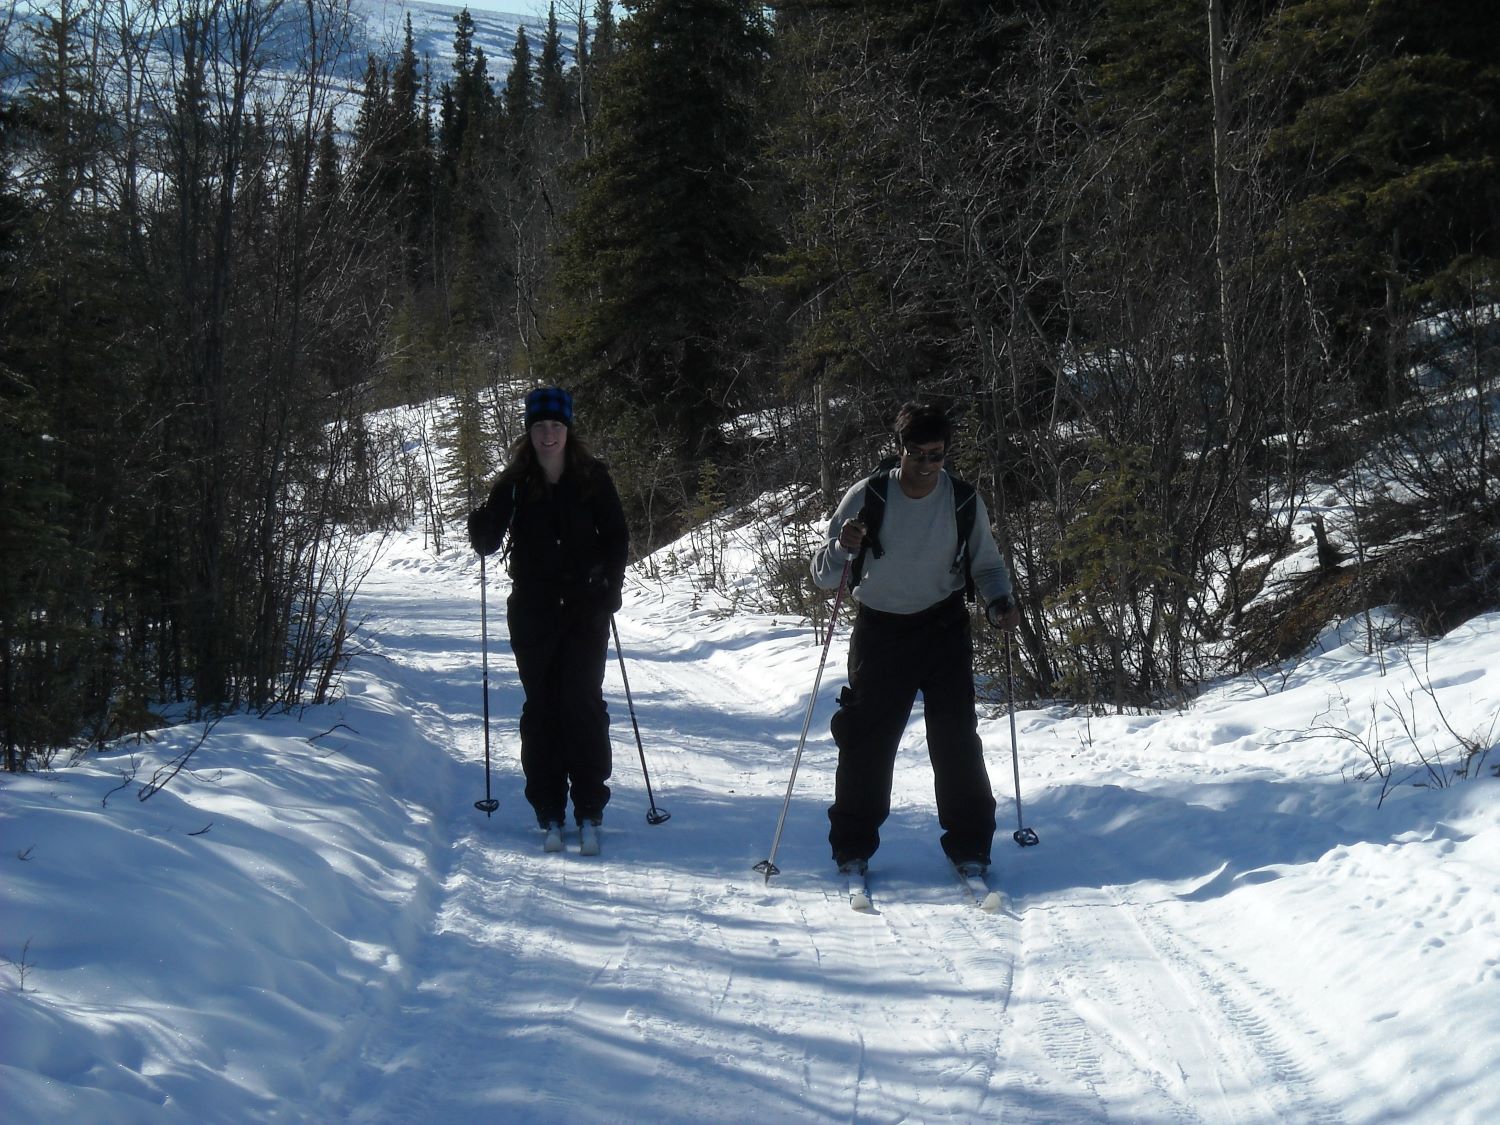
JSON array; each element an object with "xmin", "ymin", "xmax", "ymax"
[
  {"xmin": 585, "ymin": 565, "xmax": 624, "ymax": 614},
  {"xmin": 468, "ymin": 508, "xmax": 503, "ymax": 556}
]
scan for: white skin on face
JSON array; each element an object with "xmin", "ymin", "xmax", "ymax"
[
  {"xmin": 531, "ymin": 419, "xmax": 568, "ymax": 483},
  {"xmin": 837, "ymin": 438, "xmax": 948, "ymax": 550},
  {"xmin": 897, "ymin": 440, "xmax": 946, "ymax": 499}
]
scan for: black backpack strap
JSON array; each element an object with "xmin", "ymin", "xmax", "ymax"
[
  {"xmin": 851, "ymin": 467, "xmax": 979, "ymax": 597},
  {"xmin": 950, "ymin": 477, "xmax": 978, "ymax": 599},
  {"xmin": 848, "ymin": 469, "xmax": 891, "ymax": 589}
]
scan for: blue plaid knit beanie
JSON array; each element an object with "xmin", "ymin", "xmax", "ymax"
[{"xmin": 524, "ymin": 385, "xmax": 573, "ymax": 429}]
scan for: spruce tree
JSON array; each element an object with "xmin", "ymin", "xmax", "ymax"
[
  {"xmin": 505, "ymin": 26, "xmax": 535, "ymax": 140},
  {"xmin": 539, "ymin": 4, "xmax": 570, "ymax": 122},
  {"xmin": 547, "ymin": 0, "xmax": 771, "ymax": 466},
  {"xmin": 3, "ymin": 2, "xmax": 149, "ymax": 753},
  {"xmin": 1255, "ymin": 0, "xmax": 1500, "ymax": 407},
  {"xmin": 436, "ymin": 10, "xmax": 502, "ymax": 330},
  {"xmin": 578, "ymin": 0, "xmax": 618, "ymax": 135},
  {"xmin": 590, "ymin": 0, "xmax": 617, "ymax": 69},
  {"xmin": 391, "ymin": 15, "xmax": 433, "ymax": 283}
]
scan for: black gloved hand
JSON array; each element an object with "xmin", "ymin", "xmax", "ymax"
[
  {"xmin": 467, "ymin": 508, "xmax": 502, "ymax": 556},
  {"xmin": 986, "ymin": 594, "xmax": 1016, "ymax": 629},
  {"xmin": 584, "ymin": 566, "xmax": 624, "ymax": 614}
]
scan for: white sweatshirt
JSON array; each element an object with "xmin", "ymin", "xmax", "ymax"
[{"xmin": 810, "ymin": 469, "xmax": 1013, "ymax": 614}]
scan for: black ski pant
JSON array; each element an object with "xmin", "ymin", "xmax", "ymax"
[
  {"xmin": 828, "ymin": 593, "xmax": 996, "ymax": 867},
  {"xmin": 507, "ymin": 594, "xmax": 612, "ymax": 827}
]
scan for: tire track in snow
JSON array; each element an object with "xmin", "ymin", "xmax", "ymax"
[
  {"xmin": 1123, "ymin": 902, "xmax": 1348, "ymax": 1124},
  {"xmin": 993, "ymin": 833, "xmax": 1348, "ymax": 1123}
]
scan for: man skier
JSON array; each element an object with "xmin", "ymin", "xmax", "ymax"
[{"xmin": 810, "ymin": 401, "xmax": 1020, "ymax": 879}]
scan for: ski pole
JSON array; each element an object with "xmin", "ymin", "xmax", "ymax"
[
  {"xmin": 755, "ymin": 559, "xmax": 850, "ymax": 883},
  {"xmin": 1004, "ymin": 631, "xmax": 1039, "ymax": 846},
  {"xmin": 609, "ymin": 615, "xmax": 670, "ymax": 825},
  {"xmin": 474, "ymin": 553, "xmax": 500, "ymax": 815}
]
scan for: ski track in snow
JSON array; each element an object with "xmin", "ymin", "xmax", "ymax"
[
  {"xmin": 997, "ymin": 830, "xmax": 1345, "ymax": 1123},
  {"xmin": 321, "ymin": 562, "xmax": 1357, "ymax": 1122}
]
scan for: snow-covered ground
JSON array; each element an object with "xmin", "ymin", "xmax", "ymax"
[{"xmin": 3, "ymin": 513, "xmax": 1498, "ymax": 1122}]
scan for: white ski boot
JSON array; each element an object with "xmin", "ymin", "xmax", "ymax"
[{"xmin": 579, "ymin": 819, "xmax": 601, "ymax": 856}]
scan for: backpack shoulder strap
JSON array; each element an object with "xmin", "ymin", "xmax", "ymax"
[
  {"xmin": 849, "ymin": 463, "xmax": 895, "ymax": 589},
  {"xmin": 952, "ymin": 477, "xmax": 977, "ymax": 542},
  {"xmin": 950, "ymin": 476, "xmax": 978, "ymax": 599},
  {"xmin": 851, "ymin": 466, "xmax": 978, "ymax": 594}
]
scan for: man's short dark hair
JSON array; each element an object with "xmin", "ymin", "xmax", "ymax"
[{"xmin": 894, "ymin": 401, "xmax": 951, "ymax": 447}]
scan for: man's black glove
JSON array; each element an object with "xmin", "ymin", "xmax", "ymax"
[
  {"xmin": 467, "ymin": 508, "xmax": 503, "ymax": 556},
  {"xmin": 986, "ymin": 594, "xmax": 1015, "ymax": 629}
]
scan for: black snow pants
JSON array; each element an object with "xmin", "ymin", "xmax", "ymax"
[
  {"xmin": 507, "ymin": 592, "xmax": 612, "ymax": 827},
  {"xmin": 828, "ymin": 592, "xmax": 996, "ymax": 867}
]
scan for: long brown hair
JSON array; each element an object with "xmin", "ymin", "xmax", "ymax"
[{"xmin": 498, "ymin": 425, "xmax": 602, "ymax": 498}]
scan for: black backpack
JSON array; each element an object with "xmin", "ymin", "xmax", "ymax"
[{"xmin": 849, "ymin": 458, "xmax": 979, "ymax": 600}]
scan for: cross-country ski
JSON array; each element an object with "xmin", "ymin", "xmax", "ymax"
[
  {"xmin": 844, "ymin": 865, "xmax": 873, "ymax": 912},
  {"xmin": 955, "ymin": 864, "xmax": 1004, "ymax": 913}
]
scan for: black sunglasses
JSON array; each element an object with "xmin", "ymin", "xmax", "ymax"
[{"xmin": 903, "ymin": 445, "xmax": 947, "ymax": 464}]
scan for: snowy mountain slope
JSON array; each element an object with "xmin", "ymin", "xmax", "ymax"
[
  {"xmin": 3, "ymin": 500, "xmax": 1497, "ymax": 1121},
  {"xmin": 0, "ymin": 1, "xmax": 576, "ymax": 108},
  {"xmin": 356, "ymin": 1, "xmax": 580, "ymax": 78}
]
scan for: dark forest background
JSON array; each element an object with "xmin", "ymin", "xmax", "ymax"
[{"xmin": 3, "ymin": 0, "xmax": 1497, "ymax": 769}]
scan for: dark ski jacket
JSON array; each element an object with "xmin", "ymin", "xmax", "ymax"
[{"xmin": 469, "ymin": 461, "xmax": 629, "ymax": 614}]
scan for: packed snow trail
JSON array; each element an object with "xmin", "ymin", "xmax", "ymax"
[
  {"xmin": 320, "ymin": 543, "xmax": 1026, "ymax": 1121},
  {"xmin": 2, "ymin": 389, "xmax": 1496, "ymax": 1125},
  {"xmin": 8, "ymin": 526, "xmax": 1496, "ymax": 1121},
  {"xmin": 308, "ymin": 537, "xmax": 1367, "ymax": 1124}
]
